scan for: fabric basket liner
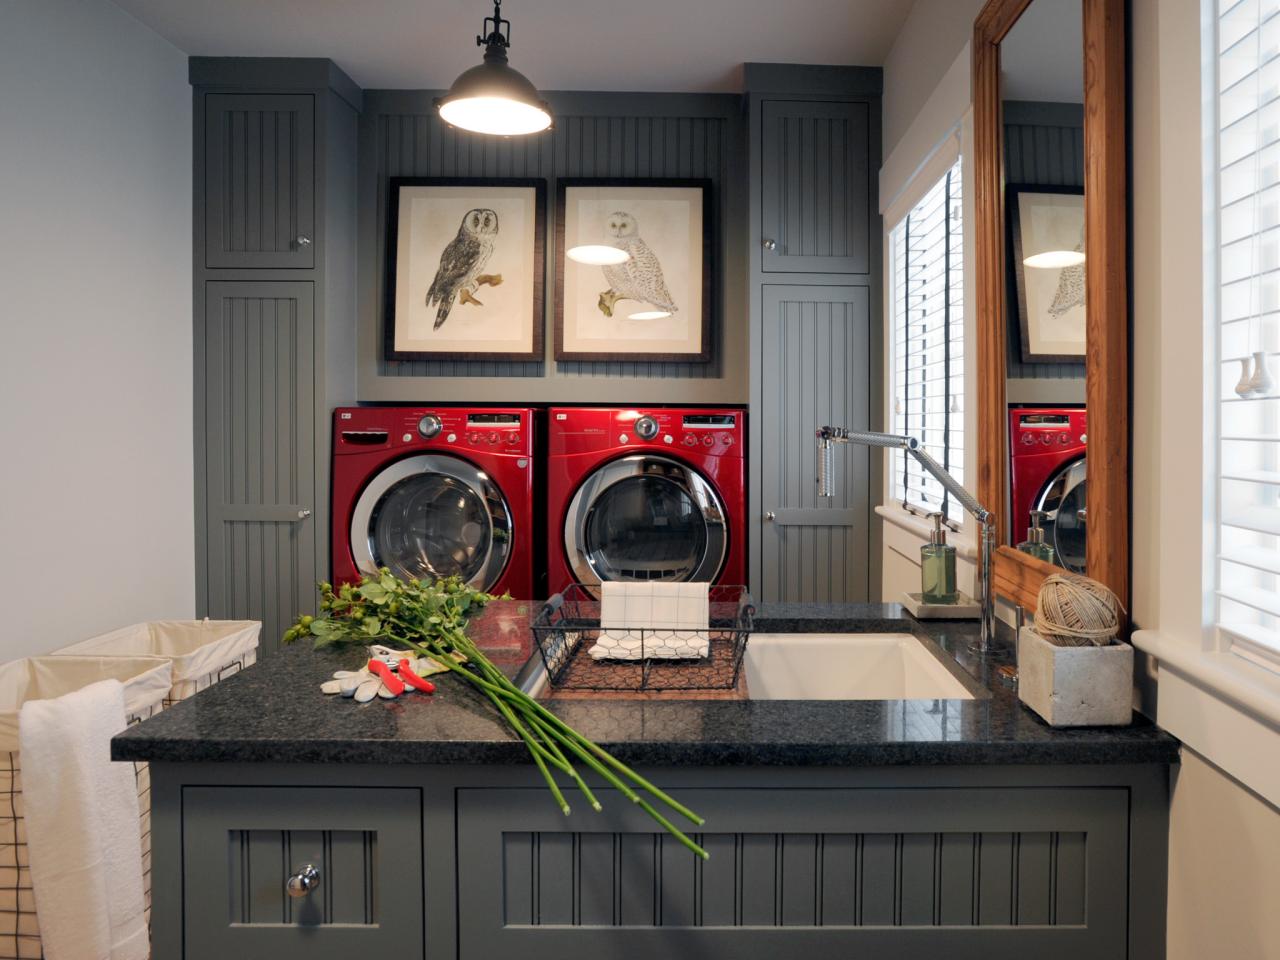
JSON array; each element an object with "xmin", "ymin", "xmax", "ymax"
[
  {"xmin": 0, "ymin": 657, "xmax": 171, "ymax": 754},
  {"xmin": 55, "ymin": 620, "xmax": 259, "ymax": 683}
]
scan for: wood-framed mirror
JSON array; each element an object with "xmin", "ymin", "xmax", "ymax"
[{"xmin": 973, "ymin": 0, "xmax": 1129, "ymax": 615}]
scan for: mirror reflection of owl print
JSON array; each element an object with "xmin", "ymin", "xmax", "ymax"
[
  {"xmin": 425, "ymin": 208, "xmax": 502, "ymax": 330},
  {"xmin": 598, "ymin": 210, "xmax": 678, "ymax": 318}
]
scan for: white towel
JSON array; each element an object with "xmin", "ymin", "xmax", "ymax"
[
  {"xmin": 19, "ymin": 679, "xmax": 148, "ymax": 960},
  {"xmin": 590, "ymin": 582, "xmax": 711, "ymax": 660}
]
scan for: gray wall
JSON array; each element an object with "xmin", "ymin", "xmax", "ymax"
[
  {"xmin": 0, "ymin": 0, "xmax": 194, "ymax": 657},
  {"xmin": 356, "ymin": 91, "xmax": 748, "ymax": 404},
  {"xmin": 1003, "ymin": 100, "xmax": 1086, "ymax": 391}
]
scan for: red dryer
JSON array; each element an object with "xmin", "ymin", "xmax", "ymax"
[
  {"xmin": 1009, "ymin": 406, "xmax": 1087, "ymax": 573},
  {"xmin": 331, "ymin": 407, "xmax": 535, "ymax": 599},
  {"xmin": 546, "ymin": 407, "xmax": 746, "ymax": 595}
]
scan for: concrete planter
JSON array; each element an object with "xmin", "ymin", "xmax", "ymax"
[{"xmin": 1017, "ymin": 626, "xmax": 1133, "ymax": 727}]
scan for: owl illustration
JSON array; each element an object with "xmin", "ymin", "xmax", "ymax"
[
  {"xmin": 425, "ymin": 208, "xmax": 502, "ymax": 330},
  {"xmin": 598, "ymin": 211, "xmax": 678, "ymax": 318},
  {"xmin": 1047, "ymin": 229, "xmax": 1086, "ymax": 319}
]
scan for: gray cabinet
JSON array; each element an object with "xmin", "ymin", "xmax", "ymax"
[
  {"xmin": 760, "ymin": 100, "xmax": 871, "ymax": 274},
  {"xmin": 204, "ymin": 94, "xmax": 316, "ymax": 269},
  {"xmin": 747, "ymin": 67, "xmax": 882, "ymax": 603},
  {"xmin": 456, "ymin": 785, "xmax": 1127, "ymax": 959},
  {"xmin": 201, "ymin": 281, "xmax": 317, "ymax": 652},
  {"xmin": 758, "ymin": 285, "xmax": 871, "ymax": 602},
  {"xmin": 182, "ymin": 786, "xmax": 422, "ymax": 959}
]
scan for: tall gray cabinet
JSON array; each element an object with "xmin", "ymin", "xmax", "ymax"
[
  {"xmin": 747, "ymin": 66, "xmax": 883, "ymax": 603},
  {"xmin": 192, "ymin": 59, "xmax": 360, "ymax": 654}
]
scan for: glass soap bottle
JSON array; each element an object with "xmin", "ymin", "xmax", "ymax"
[
  {"xmin": 1017, "ymin": 511, "xmax": 1056, "ymax": 564},
  {"xmin": 920, "ymin": 512, "xmax": 958, "ymax": 604}
]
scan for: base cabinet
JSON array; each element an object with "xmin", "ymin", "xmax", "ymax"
[{"xmin": 152, "ymin": 764, "xmax": 1167, "ymax": 960}]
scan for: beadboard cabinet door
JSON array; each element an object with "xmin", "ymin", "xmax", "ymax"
[
  {"xmin": 204, "ymin": 93, "xmax": 316, "ymax": 269},
  {"xmin": 759, "ymin": 100, "xmax": 871, "ymax": 274},
  {"xmin": 200, "ymin": 281, "xmax": 317, "ymax": 654},
  {"xmin": 182, "ymin": 786, "xmax": 423, "ymax": 959},
  {"xmin": 456, "ymin": 786, "xmax": 1128, "ymax": 960},
  {"xmin": 757, "ymin": 284, "xmax": 871, "ymax": 602}
]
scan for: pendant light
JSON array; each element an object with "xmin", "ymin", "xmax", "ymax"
[{"xmin": 435, "ymin": 0, "xmax": 552, "ymax": 136}]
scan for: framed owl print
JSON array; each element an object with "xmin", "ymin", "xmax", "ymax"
[
  {"xmin": 1008, "ymin": 184, "xmax": 1087, "ymax": 363},
  {"xmin": 555, "ymin": 178, "xmax": 712, "ymax": 362},
  {"xmin": 384, "ymin": 177, "xmax": 546, "ymax": 361}
]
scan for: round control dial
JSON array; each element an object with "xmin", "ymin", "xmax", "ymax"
[
  {"xmin": 418, "ymin": 414, "xmax": 442, "ymax": 439},
  {"xmin": 635, "ymin": 416, "xmax": 659, "ymax": 440}
]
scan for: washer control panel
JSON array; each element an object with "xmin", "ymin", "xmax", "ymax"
[{"xmin": 334, "ymin": 408, "xmax": 531, "ymax": 456}]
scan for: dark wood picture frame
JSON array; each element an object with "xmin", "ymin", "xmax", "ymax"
[
  {"xmin": 974, "ymin": 0, "xmax": 1129, "ymax": 617},
  {"xmin": 554, "ymin": 177, "xmax": 713, "ymax": 363},
  {"xmin": 384, "ymin": 176, "xmax": 546, "ymax": 362},
  {"xmin": 1007, "ymin": 183, "xmax": 1087, "ymax": 364}
]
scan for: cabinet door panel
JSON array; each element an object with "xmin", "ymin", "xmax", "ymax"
[
  {"xmin": 202, "ymin": 281, "xmax": 316, "ymax": 653},
  {"xmin": 760, "ymin": 100, "xmax": 870, "ymax": 274},
  {"xmin": 183, "ymin": 786, "xmax": 423, "ymax": 959},
  {"xmin": 456, "ymin": 786, "xmax": 1129, "ymax": 960},
  {"xmin": 205, "ymin": 93, "xmax": 315, "ymax": 268},
  {"xmin": 758, "ymin": 284, "xmax": 870, "ymax": 602}
]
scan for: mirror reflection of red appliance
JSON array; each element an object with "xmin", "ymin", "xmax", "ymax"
[{"xmin": 1008, "ymin": 406, "xmax": 1087, "ymax": 572}]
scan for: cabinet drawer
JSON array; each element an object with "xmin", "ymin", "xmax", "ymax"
[
  {"xmin": 204, "ymin": 93, "xmax": 315, "ymax": 269},
  {"xmin": 182, "ymin": 786, "xmax": 422, "ymax": 960},
  {"xmin": 760, "ymin": 99, "xmax": 871, "ymax": 274},
  {"xmin": 458, "ymin": 786, "xmax": 1127, "ymax": 960}
]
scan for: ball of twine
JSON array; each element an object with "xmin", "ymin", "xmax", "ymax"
[{"xmin": 1033, "ymin": 573, "xmax": 1124, "ymax": 647}]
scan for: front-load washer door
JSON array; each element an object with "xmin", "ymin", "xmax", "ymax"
[
  {"xmin": 565, "ymin": 454, "xmax": 727, "ymax": 589},
  {"xmin": 1034, "ymin": 457, "xmax": 1086, "ymax": 574},
  {"xmin": 350, "ymin": 455, "xmax": 512, "ymax": 590}
]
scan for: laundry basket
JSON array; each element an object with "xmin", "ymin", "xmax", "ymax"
[
  {"xmin": 0, "ymin": 655, "xmax": 171, "ymax": 960},
  {"xmin": 55, "ymin": 619, "xmax": 261, "ymax": 706}
]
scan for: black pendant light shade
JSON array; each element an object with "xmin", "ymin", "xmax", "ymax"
[{"xmin": 435, "ymin": 0, "xmax": 552, "ymax": 136}]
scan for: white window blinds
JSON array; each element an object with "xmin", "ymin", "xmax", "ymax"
[
  {"xmin": 1215, "ymin": 0, "xmax": 1280, "ymax": 659},
  {"xmin": 889, "ymin": 158, "xmax": 965, "ymax": 524}
]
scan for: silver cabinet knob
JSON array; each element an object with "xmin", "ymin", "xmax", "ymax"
[
  {"xmin": 296, "ymin": 235, "xmax": 312, "ymax": 247},
  {"xmin": 286, "ymin": 864, "xmax": 320, "ymax": 898},
  {"xmin": 762, "ymin": 238, "xmax": 777, "ymax": 250},
  {"xmin": 766, "ymin": 511, "xmax": 776, "ymax": 521},
  {"xmin": 297, "ymin": 508, "xmax": 312, "ymax": 520}
]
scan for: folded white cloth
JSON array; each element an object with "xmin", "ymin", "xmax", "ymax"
[
  {"xmin": 19, "ymin": 679, "xmax": 148, "ymax": 960},
  {"xmin": 590, "ymin": 582, "xmax": 711, "ymax": 660}
]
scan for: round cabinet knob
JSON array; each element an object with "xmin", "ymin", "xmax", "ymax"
[
  {"xmin": 418, "ymin": 414, "xmax": 443, "ymax": 439},
  {"xmin": 766, "ymin": 512, "xmax": 777, "ymax": 521},
  {"xmin": 297, "ymin": 509, "xmax": 311, "ymax": 520},
  {"xmin": 296, "ymin": 235, "xmax": 312, "ymax": 247},
  {"xmin": 635, "ymin": 416, "xmax": 659, "ymax": 440},
  {"xmin": 762, "ymin": 238, "xmax": 777, "ymax": 251},
  {"xmin": 286, "ymin": 864, "xmax": 320, "ymax": 898}
]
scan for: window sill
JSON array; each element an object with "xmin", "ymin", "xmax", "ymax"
[
  {"xmin": 1131, "ymin": 629, "xmax": 1280, "ymax": 806},
  {"xmin": 874, "ymin": 504, "xmax": 978, "ymax": 561}
]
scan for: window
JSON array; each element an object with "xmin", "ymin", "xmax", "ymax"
[
  {"xmin": 1214, "ymin": 0, "xmax": 1280, "ymax": 662},
  {"xmin": 889, "ymin": 158, "xmax": 965, "ymax": 524}
]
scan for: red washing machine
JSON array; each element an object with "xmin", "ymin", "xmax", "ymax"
[
  {"xmin": 1009, "ymin": 406, "xmax": 1087, "ymax": 573},
  {"xmin": 331, "ymin": 407, "xmax": 535, "ymax": 599},
  {"xmin": 546, "ymin": 407, "xmax": 746, "ymax": 596}
]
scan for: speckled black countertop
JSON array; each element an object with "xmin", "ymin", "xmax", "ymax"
[{"xmin": 111, "ymin": 603, "xmax": 1179, "ymax": 767}]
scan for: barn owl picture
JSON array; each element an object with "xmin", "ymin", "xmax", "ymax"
[
  {"xmin": 425, "ymin": 207, "xmax": 502, "ymax": 330},
  {"xmin": 597, "ymin": 211, "xmax": 678, "ymax": 318}
]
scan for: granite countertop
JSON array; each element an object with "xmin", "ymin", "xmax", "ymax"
[{"xmin": 111, "ymin": 602, "xmax": 1180, "ymax": 767}]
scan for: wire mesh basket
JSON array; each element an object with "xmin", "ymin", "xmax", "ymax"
[{"xmin": 531, "ymin": 584, "xmax": 754, "ymax": 692}]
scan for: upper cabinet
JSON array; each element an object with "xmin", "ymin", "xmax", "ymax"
[
  {"xmin": 204, "ymin": 93, "xmax": 316, "ymax": 269},
  {"xmin": 759, "ymin": 99, "xmax": 871, "ymax": 275}
]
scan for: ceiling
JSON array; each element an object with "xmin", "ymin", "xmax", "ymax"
[
  {"xmin": 1001, "ymin": 0, "xmax": 1083, "ymax": 103},
  {"xmin": 111, "ymin": 0, "xmax": 915, "ymax": 92}
]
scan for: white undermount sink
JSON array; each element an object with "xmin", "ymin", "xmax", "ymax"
[{"xmin": 744, "ymin": 633, "xmax": 977, "ymax": 700}]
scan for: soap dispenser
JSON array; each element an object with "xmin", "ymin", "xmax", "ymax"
[
  {"xmin": 1017, "ymin": 511, "xmax": 1056, "ymax": 564},
  {"xmin": 920, "ymin": 512, "xmax": 958, "ymax": 604}
]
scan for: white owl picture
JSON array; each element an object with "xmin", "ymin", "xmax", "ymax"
[
  {"xmin": 387, "ymin": 179, "xmax": 545, "ymax": 360},
  {"xmin": 557, "ymin": 181, "xmax": 710, "ymax": 361}
]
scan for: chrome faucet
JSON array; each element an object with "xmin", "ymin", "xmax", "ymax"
[{"xmin": 816, "ymin": 427, "xmax": 996, "ymax": 652}]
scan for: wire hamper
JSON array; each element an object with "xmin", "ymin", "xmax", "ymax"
[{"xmin": 531, "ymin": 585, "xmax": 755, "ymax": 692}]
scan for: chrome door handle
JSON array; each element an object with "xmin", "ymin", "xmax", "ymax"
[
  {"xmin": 762, "ymin": 238, "xmax": 777, "ymax": 251},
  {"xmin": 286, "ymin": 864, "xmax": 320, "ymax": 898},
  {"xmin": 296, "ymin": 235, "xmax": 312, "ymax": 247},
  {"xmin": 296, "ymin": 509, "xmax": 312, "ymax": 521},
  {"xmin": 766, "ymin": 512, "xmax": 776, "ymax": 521}
]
